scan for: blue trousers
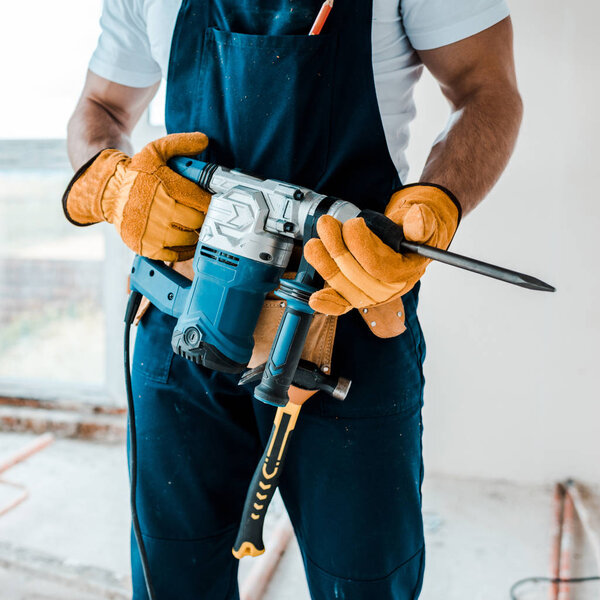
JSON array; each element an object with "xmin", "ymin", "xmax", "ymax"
[{"xmin": 130, "ymin": 290, "xmax": 426, "ymax": 600}]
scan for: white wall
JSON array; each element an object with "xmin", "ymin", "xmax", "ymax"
[{"xmin": 410, "ymin": 1, "xmax": 599, "ymax": 484}]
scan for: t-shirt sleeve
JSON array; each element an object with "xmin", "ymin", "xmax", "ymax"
[
  {"xmin": 88, "ymin": 0, "xmax": 162, "ymax": 87},
  {"xmin": 401, "ymin": 0, "xmax": 511, "ymax": 51}
]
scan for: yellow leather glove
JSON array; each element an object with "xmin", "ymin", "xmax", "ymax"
[
  {"xmin": 63, "ymin": 132, "xmax": 211, "ymax": 261},
  {"xmin": 304, "ymin": 184, "xmax": 461, "ymax": 316}
]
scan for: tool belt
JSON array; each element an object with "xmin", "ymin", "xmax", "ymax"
[{"xmin": 135, "ymin": 258, "xmax": 406, "ymax": 373}]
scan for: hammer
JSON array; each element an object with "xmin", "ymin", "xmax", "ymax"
[{"xmin": 232, "ymin": 362, "xmax": 351, "ymax": 558}]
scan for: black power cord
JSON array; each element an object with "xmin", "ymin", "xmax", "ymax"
[
  {"xmin": 124, "ymin": 290, "xmax": 157, "ymax": 600},
  {"xmin": 510, "ymin": 575, "xmax": 600, "ymax": 599}
]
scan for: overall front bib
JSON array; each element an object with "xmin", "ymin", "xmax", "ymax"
[{"xmin": 130, "ymin": 1, "xmax": 427, "ymax": 598}]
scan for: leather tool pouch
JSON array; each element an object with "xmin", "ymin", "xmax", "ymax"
[{"xmin": 249, "ymin": 297, "xmax": 337, "ymax": 370}]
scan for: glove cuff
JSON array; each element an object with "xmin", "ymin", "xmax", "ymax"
[
  {"xmin": 388, "ymin": 182, "xmax": 462, "ymax": 224},
  {"xmin": 62, "ymin": 149, "xmax": 127, "ymax": 226}
]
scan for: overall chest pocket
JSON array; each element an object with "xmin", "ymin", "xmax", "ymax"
[{"xmin": 196, "ymin": 28, "xmax": 337, "ymax": 186}]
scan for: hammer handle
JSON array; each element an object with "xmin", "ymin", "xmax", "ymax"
[{"xmin": 232, "ymin": 402, "xmax": 302, "ymax": 559}]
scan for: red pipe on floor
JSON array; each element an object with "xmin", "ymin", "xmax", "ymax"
[
  {"xmin": 0, "ymin": 432, "xmax": 55, "ymax": 474},
  {"xmin": 549, "ymin": 482, "xmax": 565, "ymax": 600},
  {"xmin": 0, "ymin": 433, "xmax": 55, "ymax": 516},
  {"xmin": 557, "ymin": 486, "xmax": 575, "ymax": 600}
]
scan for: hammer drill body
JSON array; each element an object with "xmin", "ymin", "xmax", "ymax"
[{"xmin": 130, "ymin": 158, "xmax": 358, "ymax": 397}]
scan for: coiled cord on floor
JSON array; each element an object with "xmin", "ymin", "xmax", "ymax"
[{"xmin": 125, "ymin": 290, "xmax": 157, "ymax": 600}]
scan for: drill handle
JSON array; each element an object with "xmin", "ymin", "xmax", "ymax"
[
  {"xmin": 129, "ymin": 256, "xmax": 191, "ymax": 318},
  {"xmin": 232, "ymin": 402, "xmax": 302, "ymax": 559},
  {"xmin": 167, "ymin": 156, "xmax": 211, "ymax": 189}
]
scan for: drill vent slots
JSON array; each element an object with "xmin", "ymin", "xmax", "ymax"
[{"xmin": 200, "ymin": 245, "xmax": 239, "ymax": 268}]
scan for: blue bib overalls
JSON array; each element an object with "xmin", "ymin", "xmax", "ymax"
[{"xmin": 130, "ymin": 1, "xmax": 427, "ymax": 597}]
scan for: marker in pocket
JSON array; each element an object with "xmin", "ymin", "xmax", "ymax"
[{"xmin": 309, "ymin": 0, "xmax": 334, "ymax": 35}]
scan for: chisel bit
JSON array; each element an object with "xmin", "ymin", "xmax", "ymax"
[{"xmin": 401, "ymin": 241, "xmax": 556, "ymax": 292}]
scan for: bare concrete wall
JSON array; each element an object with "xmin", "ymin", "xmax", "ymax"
[{"xmin": 408, "ymin": 1, "xmax": 599, "ymax": 484}]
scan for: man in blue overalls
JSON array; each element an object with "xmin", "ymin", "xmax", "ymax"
[{"xmin": 63, "ymin": 1, "xmax": 522, "ymax": 598}]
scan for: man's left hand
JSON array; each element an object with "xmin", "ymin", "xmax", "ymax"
[{"xmin": 304, "ymin": 184, "xmax": 461, "ymax": 316}]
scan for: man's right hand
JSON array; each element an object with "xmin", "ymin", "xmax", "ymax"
[{"xmin": 63, "ymin": 132, "xmax": 211, "ymax": 262}]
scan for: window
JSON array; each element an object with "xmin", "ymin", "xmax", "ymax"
[{"xmin": 0, "ymin": 1, "xmax": 126, "ymax": 403}]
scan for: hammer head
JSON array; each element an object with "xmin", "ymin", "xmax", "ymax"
[{"xmin": 239, "ymin": 360, "xmax": 351, "ymax": 401}]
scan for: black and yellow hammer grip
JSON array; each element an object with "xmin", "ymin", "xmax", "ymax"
[{"xmin": 232, "ymin": 402, "xmax": 302, "ymax": 558}]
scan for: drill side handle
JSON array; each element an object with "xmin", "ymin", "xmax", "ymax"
[
  {"xmin": 253, "ymin": 279, "xmax": 316, "ymax": 407},
  {"xmin": 129, "ymin": 256, "xmax": 191, "ymax": 319}
]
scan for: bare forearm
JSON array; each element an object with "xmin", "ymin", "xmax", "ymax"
[
  {"xmin": 67, "ymin": 99, "xmax": 133, "ymax": 170},
  {"xmin": 67, "ymin": 72, "xmax": 160, "ymax": 170},
  {"xmin": 420, "ymin": 87, "xmax": 523, "ymax": 214}
]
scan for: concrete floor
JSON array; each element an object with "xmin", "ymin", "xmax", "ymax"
[{"xmin": 0, "ymin": 432, "xmax": 598, "ymax": 600}]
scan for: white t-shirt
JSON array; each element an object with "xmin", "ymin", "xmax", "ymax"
[{"xmin": 89, "ymin": 0, "xmax": 510, "ymax": 182}]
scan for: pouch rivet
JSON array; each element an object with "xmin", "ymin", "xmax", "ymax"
[
  {"xmin": 321, "ymin": 365, "xmax": 330, "ymax": 373},
  {"xmin": 362, "ymin": 308, "xmax": 368, "ymax": 314},
  {"xmin": 370, "ymin": 321, "xmax": 376, "ymax": 327},
  {"xmin": 279, "ymin": 301, "xmax": 286, "ymax": 308},
  {"xmin": 397, "ymin": 311, "xmax": 402, "ymax": 317}
]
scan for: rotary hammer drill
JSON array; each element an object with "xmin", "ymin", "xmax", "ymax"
[
  {"xmin": 129, "ymin": 156, "xmax": 554, "ymax": 407},
  {"xmin": 130, "ymin": 156, "xmax": 365, "ymax": 406}
]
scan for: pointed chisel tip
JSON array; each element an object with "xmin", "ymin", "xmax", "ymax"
[{"xmin": 521, "ymin": 274, "xmax": 556, "ymax": 292}]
